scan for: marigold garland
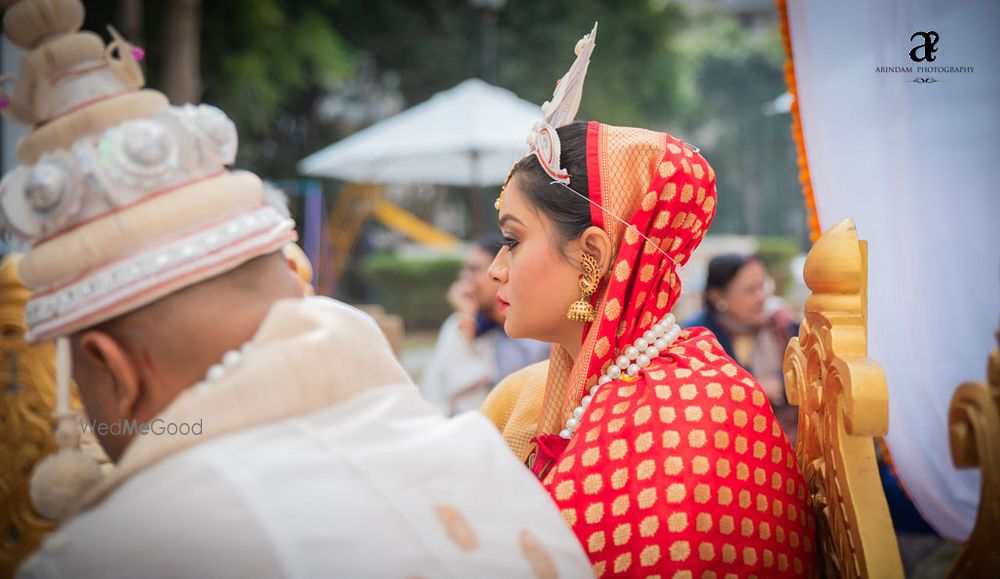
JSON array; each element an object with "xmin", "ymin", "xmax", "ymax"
[{"xmin": 777, "ymin": 0, "xmax": 821, "ymax": 243}]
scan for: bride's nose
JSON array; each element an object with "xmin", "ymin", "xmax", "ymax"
[{"xmin": 488, "ymin": 248, "xmax": 508, "ymax": 283}]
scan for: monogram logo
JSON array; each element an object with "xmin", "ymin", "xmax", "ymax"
[
  {"xmin": 909, "ymin": 31, "xmax": 939, "ymax": 62},
  {"xmin": 875, "ymin": 30, "xmax": 971, "ymax": 84}
]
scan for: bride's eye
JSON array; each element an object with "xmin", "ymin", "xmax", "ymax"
[{"xmin": 498, "ymin": 236, "xmax": 519, "ymax": 251}]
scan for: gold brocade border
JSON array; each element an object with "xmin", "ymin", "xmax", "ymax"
[{"xmin": 777, "ymin": 0, "xmax": 821, "ymax": 243}]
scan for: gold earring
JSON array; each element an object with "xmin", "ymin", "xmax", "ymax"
[{"xmin": 567, "ymin": 253, "xmax": 600, "ymax": 323}]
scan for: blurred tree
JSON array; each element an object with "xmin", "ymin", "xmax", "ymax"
[
  {"xmin": 326, "ymin": 0, "xmax": 689, "ymax": 130},
  {"xmin": 161, "ymin": 0, "xmax": 202, "ymax": 104},
  {"xmin": 677, "ymin": 11, "xmax": 805, "ymax": 242},
  {"xmin": 500, "ymin": 0, "xmax": 690, "ymax": 130},
  {"xmin": 80, "ymin": 0, "xmax": 700, "ymax": 180},
  {"xmin": 77, "ymin": 0, "xmax": 804, "ymax": 242},
  {"xmin": 198, "ymin": 0, "xmax": 354, "ymax": 176},
  {"xmin": 83, "ymin": 0, "xmax": 355, "ymax": 178},
  {"xmin": 119, "ymin": 0, "xmax": 142, "ymax": 47}
]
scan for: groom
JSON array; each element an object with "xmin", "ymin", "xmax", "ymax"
[{"xmin": 3, "ymin": 1, "xmax": 590, "ymax": 577}]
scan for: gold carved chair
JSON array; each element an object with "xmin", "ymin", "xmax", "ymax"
[
  {"xmin": 0, "ymin": 255, "xmax": 109, "ymax": 575},
  {"xmin": 783, "ymin": 219, "xmax": 904, "ymax": 578},
  {"xmin": 945, "ymin": 329, "xmax": 999, "ymax": 577},
  {"xmin": 0, "ymin": 254, "xmax": 57, "ymax": 576}
]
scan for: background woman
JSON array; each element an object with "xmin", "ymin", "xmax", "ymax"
[{"xmin": 684, "ymin": 254, "xmax": 800, "ymax": 440}]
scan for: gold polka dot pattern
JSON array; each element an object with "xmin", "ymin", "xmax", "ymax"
[{"xmin": 542, "ymin": 329, "xmax": 816, "ymax": 577}]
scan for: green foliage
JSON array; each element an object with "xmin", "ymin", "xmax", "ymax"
[
  {"xmin": 674, "ymin": 10, "xmax": 806, "ymax": 241},
  {"xmin": 685, "ymin": 16, "xmax": 786, "ymax": 117},
  {"xmin": 201, "ymin": 1, "xmax": 353, "ymax": 130},
  {"xmin": 80, "ymin": 0, "xmax": 356, "ymax": 180},
  {"xmin": 325, "ymin": 0, "xmax": 688, "ymax": 129},
  {"xmin": 361, "ymin": 253, "xmax": 462, "ymax": 330},
  {"xmin": 326, "ymin": 0, "xmax": 477, "ymax": 104},
  {"xmin": 498, "ymin": 0, "xmax": 689, "ymax": 128},
  {"xmin": 199, "ymin": 0, "xmax": 354, "ymax": 176}
]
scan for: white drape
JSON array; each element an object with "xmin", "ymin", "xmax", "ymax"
[{"xmin": 786, "ymin": 0, "xmax": 1000, "ymax": 540}]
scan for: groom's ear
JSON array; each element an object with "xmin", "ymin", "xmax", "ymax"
[{"xmin": 77, "ymin": 330, "xmax": 144, "ymax": 419}]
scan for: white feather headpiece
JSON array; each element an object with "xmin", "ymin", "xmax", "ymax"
[{"xmin": 528, "ymin": 22, "xmax": 598, "ymax": 184}]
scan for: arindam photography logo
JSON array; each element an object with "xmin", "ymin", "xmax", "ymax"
[
  {"xmin": 874, "ymin": 30, "xmax": 974, "ymax": 84},
  {"xmin": 81, "ymin": 417, "xmax": 203, "ymax": 437}
]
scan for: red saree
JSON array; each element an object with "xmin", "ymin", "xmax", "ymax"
[{"xmin": 484, "ymin": 122, "xmax": 815, "ymax": 577}]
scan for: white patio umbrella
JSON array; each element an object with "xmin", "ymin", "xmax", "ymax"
[{"xmin": 298, "ymin": 78, "xmax": 540, "ymax": 187}]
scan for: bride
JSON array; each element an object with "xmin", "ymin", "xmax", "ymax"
[{"xmin": 483, "ymin": 24, "xmax": 816, "ymax": 578}]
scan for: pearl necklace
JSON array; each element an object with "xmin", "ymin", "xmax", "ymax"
[
  {"xmin": 559, "ymin": 314, "xmax": 681, "ymax": 439},
  {"xmin": 193, "ymin": 342, "xmax": 253, "ymax": 393}
]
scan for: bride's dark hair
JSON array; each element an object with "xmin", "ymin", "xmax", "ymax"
[{"xmin": 508, "ymin": 121, "xmax": 592, "ymax": 256}]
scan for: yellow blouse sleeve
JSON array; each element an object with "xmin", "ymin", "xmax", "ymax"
[{"xmin": 481, "ymin": 360, "xmax": 550, "ymax": 462}]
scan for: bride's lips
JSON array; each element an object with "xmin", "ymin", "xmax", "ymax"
[{"xmin": 496, "ymin": 295, "xmax": 510, "ymax": 312}]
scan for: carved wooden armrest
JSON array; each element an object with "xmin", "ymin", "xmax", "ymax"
[
  {"xmin": 783, "ymin": 220, "xmax": 903, "ymax": 579},
  {"xmin": 945, "ymin": 330, "xmax": 1000, "ymax": 578}
]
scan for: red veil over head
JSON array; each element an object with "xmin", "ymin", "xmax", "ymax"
[
  {"xmin": 528, "ymin": 122, "xmax": 815, "ymax": 577},
  {"xmin": 531, "ymin": 122, "xmax": 717, "ymax": 465}
]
